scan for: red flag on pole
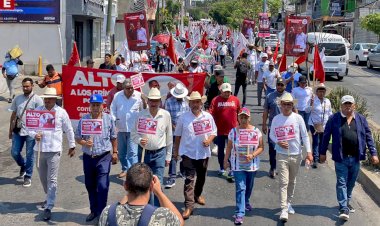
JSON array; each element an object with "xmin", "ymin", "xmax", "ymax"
[
  {"xmin": 185, "ymin": 30, "xmax": 189, "ymax": 40},
  {"xmin": 185, "ymin": 39, "xmax": 192, "ymax": 49},
  {"xmin": 295, "ymin": 55, "xmax": 306, "ymax": 65},
  {"xmin": 278, "ymin": 54, "xmax": 287, "ymax": 73},
  {"xmin": 167, "ymin": 34, "xmax": 178, "ymax": 65},
  {"xmin": 273, "ymin": 41, "xmax": 280, "ymax": 63},
  {"xmin": 176, "ymin": 26, "xmax": 180, "ymax": 37},
  {"xmin": 201, "ymin": 32, "xmax": 208, "ymax": 50},
  {"xmin": 313, "ymin": 45, "xmax": 325, "ymax": 83},
  {"xmin": 67, "ymin": 42, "xmax": 80, "ymax": 66}
]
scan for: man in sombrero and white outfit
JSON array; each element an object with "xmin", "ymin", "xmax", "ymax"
[
  {"xmin": 164, "ymin": 83, "xmax": 190, "ymax": 188},
  {"xmin": 28, "ymin": 87, "xmax": 76, "ymax": 221},
  {"xmin": 173, "ymin": 91, "xmax": 217, "ymax": 219}
]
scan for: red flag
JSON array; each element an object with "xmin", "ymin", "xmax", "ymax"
[
  {"xmin": 185, "ymin": 30, "xmax": 189, "ymax": 39},
  {"xmin": 273, "ymin": 41, "xmax": 280, "ymax": 63},
  {"xmin": 201, "ymin": 32, "xmax": 208, "ymax": 50},
  {"xmin": 295, "ymin": 55, "xmax": 306, "ymax": 65},
  {"xmin": 313, "ymin": 45, "xmax": 325, "ymax": 83},
  {"xmin": 185, "ymin": 40, "xmax": 192, "ymax": 49},
  {"xmin": 176, "ymin": 27, "xmax": 180, "ymax": 37},
  {"xmin": 278, "ymin": 54, "xmax": 287, "ymax": 73},
  {"xmin": 67, "ymin": 42, "xmax": 80, "ymax": 66},
  {"xmin": 167, "ymin": 35, "xmax": 178, "ymax": 65},
  {"xmin": 227, "ymin": 29, "xmax": 231, "ymax": 38}
]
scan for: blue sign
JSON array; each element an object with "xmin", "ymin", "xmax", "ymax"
[{"xmin": 0, "ymin": 0, "xmax": 60, "ymax": 24}]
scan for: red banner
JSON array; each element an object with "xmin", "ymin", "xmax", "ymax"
[
  {"xmin": 241, "ymin": 19, "xmax": 255, "ymax": 39},
  {"xmin": 284, "ymin": 16, "xmax": 310, "ymax": 57},
  {"xmin": 258, "ymin": 13, "xmax": 270, "ymax": 38},
  {"xmin": 124, "ymin": 11, "xmax": 150, "ymax": 51},
  {"xmin": 62, "ymin": 66, "xmax": 207, "ymax": 120}
]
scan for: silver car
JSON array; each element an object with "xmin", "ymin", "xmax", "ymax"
[
  {"xmin": 367, "ymin": 43, "xmax": 380, "ymax": 69},
  {"xmin": 349, "ymin": 43, "xmax": 376, "ymax": 65}
]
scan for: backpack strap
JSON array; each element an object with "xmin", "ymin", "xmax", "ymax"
[
  {"xmin": 137, "ymin": 204, "xmax": 158, "ymax": 226},
  {"xmin": 107, "ymin": 202, "xmax": 120, "ymax": 226}
]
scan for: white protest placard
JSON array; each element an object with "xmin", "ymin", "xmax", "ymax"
[
  {"xmin": 275, "ymin": 125, "xmax": 296, "ymax": 141},
  {"xmin": 81, "ymin": 119, "xmax": 103, "ymax": 135},
  {"xmin": 25, "ymin": 110, "xmax": 56, "ymax": 131},
  {"xmin": 239, "ymin": 129, "xmax": 259, "ymax": 146},
  {"xmin": 137, "ymin": 117, "xmax": 158, "ymax": 135},
  {"xmin": 131, "ymin": 73, "xmax": 145, "ymax": 89},
  {"xmin": 192, "ymin": 119, "xmax": 212, "ymax": 136}
]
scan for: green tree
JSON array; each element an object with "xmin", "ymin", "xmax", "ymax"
[{"xmin": 361, "ymin": 13, "xmax": 380, "ymax": 36}]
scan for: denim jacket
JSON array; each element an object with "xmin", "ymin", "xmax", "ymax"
[{"xmin": 320, "ymin": 112, "xmax": 377, "ymax": 162}]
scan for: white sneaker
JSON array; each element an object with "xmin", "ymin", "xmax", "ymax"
[
  {"xmin": 287, "ymin": 203, "xmax": 295, "ymax": 214},
  {"xmin": 279, "ymin": 209, "xmax": 288, "ymax": 222}
]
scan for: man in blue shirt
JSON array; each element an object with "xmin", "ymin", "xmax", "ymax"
[
  {"xmin": 282, "ymin": 63, "xmax": 302, "ymax": 93},
  {"xmin": 75, "ymin": 94, "xmax": 118, "ymax": 223},
  {"xmin": 2, "ymin": 52, "xmax": 23, "ymax": 103}
]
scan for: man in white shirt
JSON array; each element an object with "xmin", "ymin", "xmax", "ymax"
[
  {"xmin": 131, "ymin": 87, "xmax": 173, "ymax": 205},
  {"xmin": 263, "ymin": 61, "xmax": 280, "ymax": 96},
  {"xmin": 136, "ymin": 21, "xmax": 147, "ymax": 43},
  {"xmin": 28, "ymin": 87, "xmax": 76, "ymax": 221},
  {"xmin": 173, "ymin": 91, "xmax": 217, "ymax": 220},
  {"xmin": 269, "ymin": 93, "xmax": 312, "ymax": 222},
  {"xmin": 255, "ymin": 53, "xmax": 269, "ymax": 106},
  {"xmin": 188, "ymin": 60, "xmax": 203, "ymax": 73},
  {"xmin": 291, "ymin": 76, "xmax": 313, "ymax": 131},
  {"xmin": 294, "ymin": 27, "xmax": 307, "ymax": 53},
  {"xmin": 115, "ymin": 57, "xmax": 128, "ymax": 72},
  {"xmin": 246, "ymin": 43, "xmax": 257, "ymax": 85},
  {"xmin": 111, "ymin": 79, "xmax": 145, "ymax": 178},
  {"xmin": 217, "ymin": 40, "xmax": 228, "ymax": 68}
]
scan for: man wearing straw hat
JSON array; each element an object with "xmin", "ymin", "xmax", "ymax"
[
  {"xmin": 164, "ymin": 83, "xmax": 190, "ymax": 188},
  {"xmin": 28, "ymin": 87, "xmax": 76, "ymax": 221},
  {"xmin": 9, "ymin": 77, "xmax": 43, "ymax": 187},
  {"xmin": 111, "ymin": 78, "xmax": 144, "ymax": 179},
  {"xmin": 131, "ymin": 87, "xmax": 173, "ymax": 205},
  {"xmin": 173, "ymin": 91, "xmax": 217, "ymax": 219},
  {"xmin": 75, "ymin": 94, "xmax": 118, "ymax": 223},
  {"xmin": 269, "ymin": 93, "xmax": 312, "ymax": 222}
]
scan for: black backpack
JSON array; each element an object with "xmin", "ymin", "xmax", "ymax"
[{"xmin": 238, "ymin": 61, "xmax": 249, "ymax": 74}]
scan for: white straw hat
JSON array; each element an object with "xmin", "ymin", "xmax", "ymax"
[
  {"xmin": 40, "ymin": 87, "xmax": 62, "ymax": 99},
  {"xmin": 170, "ymin": 83, "xmax": 189, "ymax": 99}
]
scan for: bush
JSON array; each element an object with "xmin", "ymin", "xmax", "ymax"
[
  {"xmin": 326, "ymin": 86, "xmax": 371, "ymax": 118},
  {"xmin": 364, "ymin": 130, "xmax": 380, "ymax": 170}
]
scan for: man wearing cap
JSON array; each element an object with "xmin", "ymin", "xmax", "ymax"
[
  {"xmin": 173, "ymin": 91, "xmax": 217, "ymax": 219},
  {"xmin": 131, "ymin": 88, "xmax": 173, "ymax": 204},
  {"xmin": 75, "ymin": 94, "xmax": 118, "ymax": 222},
  {"xmin": 262, "ymin": 77, "xmax": 289, "ymax": 178},
  {"xmin": 291, "ymin": 75, "xmax": 313, "ymax": 131},
  {"xmin": 217, "ymin": 40, "xmax": 228, "ymax": 68},
  {"xmin": 305, "ymin": 83, "xmax": 333, "ymax": 168},
  {"xmin": 106, "ymin": 74, "xmax": 125, "ymax": 109},
  {"xmin": 9, "ymin": 78, "xmax": 43, "ymax": 187},
  {"xmin": 282, "ymin": 63, "xmax": 302, "ymax": 93},
  {"xmin": 27, "ymin": 87, "xmax": 76, "ymax": 221},
  {"xmin": 255, "ymin": 53, "xmax": 269, "ymax": 106},
  {"xmin": 209, "ymin": 83, "xmax": 241, "ymax": 175},
  {"xmin": 320, "ymin": 95, "xmax": 379, "ymax": 221},
  {"xmin": 247, "ymin": 43, "xmax": 257, "ymax": 85},
  {"xmin": 164, "ymin": 83, "xmax": 190, "ymax": 188},
  {"xmin": 205, "ymin": 66, "xmax": 229, "ymax": 109},
  {"xmin": 269, "ymin": 93, "xmax": 312, "ymax": 222},
  {"xmin": 263, "ymin": 60, "xmax": 281, "ymax": 96},
  {"xmin": 111, "ymin": 78, "xmax": 145, "ymax": 178}
]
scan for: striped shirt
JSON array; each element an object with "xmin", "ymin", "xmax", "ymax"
[{"xmin": 75, "ymin": 113, "xmax": 116, "ymax": 156}]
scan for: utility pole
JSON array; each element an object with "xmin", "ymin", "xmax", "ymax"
[
  {"xmin": 263, "ymin": 0, "xmax": 267, "ymax": 13},
  {"xmin": 106, "ymin": 0, "xmax": 113, "ymax": 54},
  {"xmin": 180, "ymin": 0, "xmax": 184, "ymax": 36}
]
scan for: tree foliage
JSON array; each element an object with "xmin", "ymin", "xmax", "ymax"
[{"xmin": 361, "ymin": 13, "xmax": 380, "ymax": 35}]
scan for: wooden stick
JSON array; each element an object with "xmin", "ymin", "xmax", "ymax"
[
  {"xmin": 37, "ymin": 140, "xmax": 41, "ymax": 168},
  {"xmin": 141, "ymin": 147, "xmax": 146, "ymax": 163}
]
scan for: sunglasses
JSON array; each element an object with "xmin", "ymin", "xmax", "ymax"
[
  {"xmin": 281, "ymin": 103, "xmax": 293, "ymax": 106},
  {"xmin": 276, "ymin": 84, "xmax": 285, "ymax": 87}
]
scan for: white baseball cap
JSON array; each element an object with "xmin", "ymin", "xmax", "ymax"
[
  {"xmin": 221, "ymin": 83, "xmax": 232, "ymax": 92},
  {"xmin": 341, "ymin": 95, "xmax": 355, "ymax": 104}
]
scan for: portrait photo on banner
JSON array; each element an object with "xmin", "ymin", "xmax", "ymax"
[
  {"xmin": 124, "ymin": 11, "xmax": 150, "ymax": 51},
  {"xmin": 284, "ymin": 16, "xmax": 310, "ymax": 57},
  {"xmin": 241, "ymin": 19, "xmax": 255, "ymax": 39}
]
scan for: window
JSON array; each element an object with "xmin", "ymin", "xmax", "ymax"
[
  {"xmin": 318, "ymin": 43, "xmax": 346, "ymax": 56},
  {"xmin": 354, "ymin": 44, "xmax": 360, "ymax": 51}
]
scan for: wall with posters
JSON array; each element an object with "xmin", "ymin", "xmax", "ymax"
[{"xmin": 0, "ymin": 0, "xmax": 66, "ymax": 75}]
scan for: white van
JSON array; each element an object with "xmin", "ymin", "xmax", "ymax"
[{"xmin": 300, "ymin": 32, "xmax": 348, "ymax": 81}]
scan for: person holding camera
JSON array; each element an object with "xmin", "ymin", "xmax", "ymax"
[
  {"xmin": 8, "ymin": 77, "xmax": 43, "ymax": 187},
  {"xmin": 75, "ymin": 94, "xmax": 118, "ymax": 223}
]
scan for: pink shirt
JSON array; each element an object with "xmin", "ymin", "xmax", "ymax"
[{"xmin": 107, "ymin": 87, "xmax": 121, "ymax": 109}]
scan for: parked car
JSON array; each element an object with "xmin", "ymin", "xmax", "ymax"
[
  {"xmin": 367, "ymin": 43, "xmax": 380, "ymax": 69},
  {"xmin": 264, "ymin": 34, "xmax": 279, "ymax": 51},
  {"xmin": 349, "ymin": 43, "xmax": 376, "ymax": 65}
]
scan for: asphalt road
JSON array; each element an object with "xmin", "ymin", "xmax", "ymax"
[{"xmin": 1, "ymin": 62, "xmax": 380, "ymax": 226}]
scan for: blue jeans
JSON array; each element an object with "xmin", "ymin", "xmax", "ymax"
[
  {"xmin": 310, "ymin": 125, "xmax": 324, "ymax": 162},
  {"xmin": 335, "ymin": 157, "xmax": 360, "ymax": 211},
  {"xmin": 234, "ymin": 171, "xmax": 256, "ymax": 217},
  {"xmin": 117, "ymin": 132, "xmax": 138, "ymax": 172},
  {"xmin": 11, "ymin": 133, "xmax": 36, "ymax": 178},
  {"xmin": 216, "ymin": 135, "xmax": 228, "ymax": 170},
  {"xmin": 138, "ymin": 146, "xmax": 166, "ymax": 206},
  {"xmin": 298, "ymin": 111, "xmax": 311, "ymax": 131}
]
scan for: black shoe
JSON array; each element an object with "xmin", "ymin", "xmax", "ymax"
[
  {"xmin": 19, "ymin": 167, "xmax": 26, "ymax": 179},
  {"xmin": 86, "ymin": 212, "xmax": 97, "ymax": 222},
  {"xmin": 43, "ymin": 209, "xmax": 51, "ymax": 221},
  {"xmin": 269, "ymin": 169, "xmax": 275, "ymax": 179},
  {"xmin": 37, "ymin": 201, "xmax": 47, "ymax": 210},
  {"xmin": 23, "ymin": 177, "xmax": 31, "ymax": 187},
  {"xmin": 8, "ymin": 98, "xmax": 12, "ymax": 103},
  {"xmin": 312, "ymin": 162, "xmax": 318, "ymax": 169},
  {"xmin": 347, "ymin": 204, "xmax": 355, "ymax": 213},
  {"xmin": 339, "ymin": 209, "xmax": 349, "ymax": 221}
]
